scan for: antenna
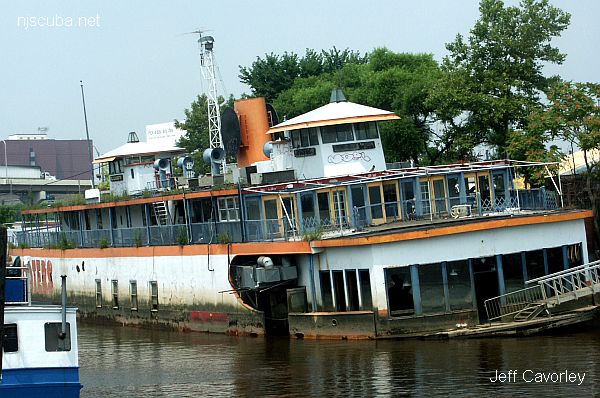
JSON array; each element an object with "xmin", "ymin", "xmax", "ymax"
[{"xmin": 191, "ymin": 29, "xmax": 225, "ymax": 176}]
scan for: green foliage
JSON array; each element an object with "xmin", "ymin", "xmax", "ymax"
[
  {"xmin": 239, "ymin": 47, "xmax": 367, "ymax": 102},
  {"xmin": 48, "ymin": 233, "xmax": 76, "ymax": 250},
  {"xmin": 49, "ymin": 194, "xmax": 86, "ymax": 208},
  {"xmin": 175, "ymin": 94, "xmax": 237, "ymax": 176},
  {"xmin": 302, "ymin": 227, "xmax": 323, "ymax": 242},
  {"xmin": 177, "ymin": 227, "xmax": 188, "ymax": 246},
  {"xmin": 134, "ymin": 230, "xmax": 144, "ymax": 247},
  {"xmin": 0, "ymin": 204, "xmax": 23, "ymax": 225},
  {"xmin": 98, "ymin": 238, "xmax": 110, "ymax": 249},
  {"xmin": 100, "ymin": 192, "xmax": 130, "ymax": 203},
  {"xmin": 97, "ymin": 180, "xmax": 110, "ymax": 191},
  {"xmin": 217, "ymin": 232, "xmax": 232, "ymax": 244},
  {"xmin": 142, "ymin": 189, "xmax": 153, "ymax": 198},
  {"xmin": 18, "ymin": 242, "xmax": 30, "ymax": 249},
  {"xmin": 507, "ymin": 129, "xmax": 561, "ymax": 187},
  {"xmin": 430, "ymin": 0, "xmax": 571, "ymax": 156}
]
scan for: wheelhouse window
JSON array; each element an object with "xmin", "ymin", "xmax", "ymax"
[
  {"xmin": 109, "ymin": 159, "xmax": 124, "ymax": 174},
  {"xmin": 354, "ymin": 122, "xmax": 378, "ymax": 140},
  {"xmin": 320, "ymin": 124, "xmax": 354, "ymax": 144},
  {"xmin": 2, "ymin": 324, "xmax": 18, "ymax": 352},
  {"xmin": 217, "ymin": 197, "xmax": 240, "ymax": 222},
  {"xmin": 291, "ymin": 128, "xmax": 319, "ymax": 148}
]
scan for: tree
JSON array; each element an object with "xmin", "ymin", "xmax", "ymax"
[
  {"xmin": 529, "ymin": 81, "xmax": 600, "ymax": 239},
  {"xmin": 175, "ymin": 94, "xmax": 235, "ymax": 176},
  {"xmin": 431, "ymin": 0, "xmax": 571, "ymax": 156},
  {"xmin": 238, "ymin": 47, "xmax": 368, "ymax": 102}
]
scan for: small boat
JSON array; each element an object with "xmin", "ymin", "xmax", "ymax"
[{"xmin": 1, "ymin": 254, "xmax": 82, "ymax": 397}]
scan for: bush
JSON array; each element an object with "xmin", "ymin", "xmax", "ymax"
[
  {"xmin": 302, "ymin": 227, "xmax": 323, "ymax": 241},
  {"xmin": 177, "ymin": 227, "xmax": 188, "ymax": 246},
  {"xmin": 217, "ymin": 232, "xmax": 232, "ymax": 244},
  {"xmin": 99, "ymin": 238, "xmax": 110, "ymax": 249},
  {"xmin": 134, "ymin": 230, "xmax": 144, "ymax": 247}
]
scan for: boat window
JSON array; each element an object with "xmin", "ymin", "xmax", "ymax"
[
  {"xmin": 111, "ymin": 280, "xmax": 119, "ymax": 309},
  {"xmin": 95, "ymin": 279, "xmax": 102, "ymax": 308},
  {"xmin": 446, "ymin": 260, "xmax": 472, "ymax": 311},
  {"xmin": 345, "ymin": 270, "xmax": 360, "ymax": 311},
  {"xmin": 150, "ymin": 281, "xmax": 159, "ymax": 311},
  {"xmin": 547, "ymin": 247, "xmax": 565, "ymax": 274},
  {"xmin": 130, "ymin": 280, "xmax": 138, "ymax": 311},
  {"xmin": 217, "ymin": 197, "xmax": 240, "ymax": 222},
  {"xmin": 2, "ymin": 324, "xmax": 18, "ymax": 352},
  {"xmin": 502, "ymin": 253, "xmax": 524, "ymax": 293},
  {"xmin": 319, "ymin": 271, "xmax": 334, "ymax": 311},
  {"xmin": 245, "ymin": 198, "xmax": 261, "ymax": 220},
  {"xmin": 358, "ymin": 270, "xmax": 373, "ymax": 310},
  {"xmin": 130, "ymin": 169, "xmax": 135, "ymax": 179},
  {"xmin": 44, "ymin": 322, "xmax": 71, "ymax": 352},
  {"xmin": 317, "ymin": 192, "xmax": 330, "ymax": 222},
  {"xmin": 109, "ymin": 159, "xmax": 123, "ymax": 174},
  {"xmin": 567, "ymin": 243, "xmax": 583, "ymax": 268},
  {"xmin": 300, "ymin": 193, "xmax": 316, "ymax": 223},
  {"xmin": 320, "ymin": 124, "xmax": 354, "ymax": 144},
  {"xmin": 526, "ymin": 250, "xmax": 545, "ymax": 280},
  {"xmin": 385, "ymin": 267, "xmax": 414, "ymax": 316},
  {"xmin": 419, "ymin": 263, "xmax": 446, "ymax": 314},
  {"xmin": 354, "ymin": 122, "xmax": 378, "ymax": 140}
]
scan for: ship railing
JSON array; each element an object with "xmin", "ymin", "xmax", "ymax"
[
  {"xmin": 484, "ymin": 285, "xmax": 545, "ymax": 322},
  {"xmin": 526, "ymin": 260, "xmax": 600, "ymax": 306}
]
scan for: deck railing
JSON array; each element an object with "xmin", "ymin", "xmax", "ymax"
[
  {"xmin": 14, "ymin": 188, "xmax": 562, "ymax": 249},
  {"xmin": 527, "ymin": 260, "xmax": 600, "ymax": 305},
  {"xmin": 484, "ymin": 285, "xmax": 545, "ymax": 322}
]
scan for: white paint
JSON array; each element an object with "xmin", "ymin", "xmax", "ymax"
[{"xmin": 2, "ymin": 307, "xmax": 79, "ymax": 369}]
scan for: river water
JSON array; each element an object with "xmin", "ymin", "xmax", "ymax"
[{"xmin": 78, "ymin": 323, "xmax": 599, "ymax": 397}]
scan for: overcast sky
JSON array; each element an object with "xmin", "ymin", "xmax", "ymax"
[{"xmin": 1, "ymin": 0, "xmax": 598, "ymax": 155}]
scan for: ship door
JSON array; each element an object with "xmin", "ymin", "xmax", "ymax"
[
  {"xmin": 472, "ymin": 256, "xmax": 499, "ymax": 322},
  {"xmin": 367, "ymin": 183, "xmax": 385, "ymax": 225}
]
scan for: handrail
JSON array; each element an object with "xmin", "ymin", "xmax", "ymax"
[
  {"xmin": 526, "ymin": 260, "xmax": 600, "ymax": 284},
  {"xmin": 484, "ymin": 285, "xmax": 545, "ymax": 322},
  {"xmin": 532, "ymin": 260, "xmax": 600, "ymax": 305}
]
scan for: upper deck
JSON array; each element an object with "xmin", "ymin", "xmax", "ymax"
[{"xmin": 14, "ymin": 159, "xmax": 580, "ymax": 250}]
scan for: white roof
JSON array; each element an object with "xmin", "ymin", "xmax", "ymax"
[
  {"xmin": 94, "ymin": 141, "xmax": 185, "ymax": 164},
  {"xmin": 268, "ymin": 101, "xmax": 399, "ymax": 133},
  {"xmin": 560, "ymin": 149, "xmax": 600, "ymax": 175}
]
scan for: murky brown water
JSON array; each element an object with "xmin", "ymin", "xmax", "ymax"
[{"xmin": 79, "ymin": 323, "xmax": 600, "ymax": 397}]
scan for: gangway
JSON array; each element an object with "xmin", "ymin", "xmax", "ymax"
[{"xmin": 484, "ymin": 259, "xmax": 600, "ymax": 322}]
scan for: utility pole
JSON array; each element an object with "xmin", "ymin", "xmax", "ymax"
[{"xmin": 80, "ymin": 80, "xmax": 96, "ymax": 189}]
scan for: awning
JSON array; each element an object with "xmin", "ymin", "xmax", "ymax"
[{"xmin": 92, "ymin": 156, "xmax": 116, "ymax": 164}]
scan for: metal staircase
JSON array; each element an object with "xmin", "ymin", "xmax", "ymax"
[
  {"xmin": 484, "ymin": 259, "xmax": 600, "ymax": 323},
  {"xmin": 151, "ymin": 202, "xmax": 170, "ymax": 225}
]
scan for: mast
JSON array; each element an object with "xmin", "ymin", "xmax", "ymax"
[{"xmin": 196, "ymin": 33, "xmax": 225, "ymax": 175}]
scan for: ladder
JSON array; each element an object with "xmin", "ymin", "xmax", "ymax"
[{"xmin": 152, "ymin": 202, "xmax": 170, "ymax": 225}]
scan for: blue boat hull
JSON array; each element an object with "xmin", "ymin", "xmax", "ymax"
[{"xmin": 0, "ymin": 367, "xmax": 81, "ymax": 398}]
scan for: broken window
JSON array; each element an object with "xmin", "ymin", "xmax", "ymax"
[{"xmin": 385, "ymin": 267, "xmax": 414, "ymax": 316}]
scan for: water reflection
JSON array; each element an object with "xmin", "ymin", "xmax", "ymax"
[{"xmin": 79, "ymin": 323, "xmax": 600, "ymax": 397}]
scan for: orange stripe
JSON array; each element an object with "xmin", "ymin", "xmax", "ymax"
[
  {"xmin": 13, "ymin": 240, "xmax": 312, "ymax": 258},
  {"xmin": 23, "ymin": 188, "xmax": 240, "ymax": 215},
  {"xmin": 312, "ymin": 210, "xmax": 594, "ymax": 248},
  {"xmin": 267, "ymin": 114, "xmax": 400, "ymax": 134}
]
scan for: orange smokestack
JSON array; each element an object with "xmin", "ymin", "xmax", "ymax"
[{"xmin": 234, "ymin": 97, "xmax": 271, "ymax": 168}]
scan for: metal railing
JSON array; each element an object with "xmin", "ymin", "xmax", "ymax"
[
  {"xmin": 484, "ymin": 285, "xmax": 545, "ymax": 322},
  {"xmin": 527, "ymin": 260, "xmax": 600, "ymax": 305},
  {"xmin": 14, "ymin": 188, "xmax": 563, "ymax": 249}
]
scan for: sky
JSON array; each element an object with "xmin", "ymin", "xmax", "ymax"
[{"xmin": 1, "ymin": 0, "xmax": 599, "ymax": 155}]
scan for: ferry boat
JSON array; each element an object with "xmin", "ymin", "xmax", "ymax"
[
  {"xmin": 11, "ymin": 91, "xmax": 597, "ymax": 339},
  {"xmin": 1, "ymin": 253, "xmax": 82, "ymax": 396}
]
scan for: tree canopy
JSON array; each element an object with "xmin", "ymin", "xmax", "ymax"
[{"xmin": 431, "ymin": 0, "xmax": 571, "ymax": 157}]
